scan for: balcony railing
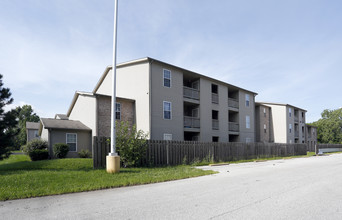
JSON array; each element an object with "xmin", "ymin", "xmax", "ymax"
[
  {"xmin": 212, "ymin": 93, "xmax": 219, "ymax": 104},
  {"xmin": 294, "ymin": 117, "xmax": 299, "ymax": 123},
  {"xmin": 183, "ymin": 87, "xmax": 199, "ymax": 100},
  {"xmin": 184, "ymin": 116, "xmax": 200, "ymax": 128},
  {"xmin": 295, "ymin": 131, "xmax": 299, "ymax": 138},
  {"xmin": 229, "ymin": 122, "xmax": 239, "ymax": 132},
  {"xmin": 212, "ymin": 119, "xmax": 219, "ymax": 130},
  {"xmin": 228, "ymin": 98, "xmax": 239, "ymax": 109}
]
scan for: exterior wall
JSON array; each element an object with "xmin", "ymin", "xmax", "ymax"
[
  {"xmin": 265, "ymin": 104, "xmax": 287, "ymax": 143},
  {"xmin": 239, "ymin": 91, "xmax": 255, "ymax": 142},
  {"xmin": 96, "ymin": 62, "xmax": 150, "ymax": 137},
  {"xmin": 40, "ymin": 127, "xmax": 49, "ymax": 142},
  {"xmin": 286, "ymin": 106, "xmax": 295, "ymax": 143},
  {"xmin": 150, "ymin": 62, "xmax": 183, "ymax": 140},
  {"xmin": 68, "ymin": 94, "xmax": 96, "ymax": 136},
  {"xmin": 49, "ymin": 129, "xmax": 92, "ymax": 158},
  {"xmin": 97, "ymin": 95, "xmax": 135, "ymax": 137},
  {"xmin": 199, "ymin": 78, "xmax": 229, "ymax": 142},
  {"xmin": 255, "ymin": 105, "xmax": 273, "ymax": 142},
  {"xmin": 27, "ymin": 129, "xmax": 39, "ymax": 143}
]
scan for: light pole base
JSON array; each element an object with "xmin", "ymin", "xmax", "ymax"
[{"xmin": 106, "ymin": 155, "xmax": 120, "ymax": 173}]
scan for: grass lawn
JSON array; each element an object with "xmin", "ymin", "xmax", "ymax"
[{"xmin": 0, "ymin": 154, "xmax": 216, "ymax": 201}]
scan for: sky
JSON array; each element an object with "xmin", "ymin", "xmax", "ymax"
[{"xmin": 1, "ymin": 0, "xmax": 342, "ymax": 123}]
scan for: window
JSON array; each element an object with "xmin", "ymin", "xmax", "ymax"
[
  {"xmin": 163, "ymin": 133, "xmax": 172, "ymax": 140},
  {"xmin": 264, "ymin": 124, "xmax": 267, "ymax": 133},
  {"xmin": 212, "ymin": 136, "xmax": 219, "ymax": 142},
  {"xmin": 245, "ymin": 94, "xmax": 250, "ymax": 107},
  {"xmin": 211, "ymin": 84, "xmax": 219, "ymax": 104},
  {"xmin": 66, "ymin": 133, "xmax": 77, "ymax": 152},
  {"xmin": 163, "ymin": 101, "xmax": 172, "ymax": 120},
  {"xmin": 246, "ymin": 138, "xmax": 252, "ymax": 143},
  {"xmin": 289, "ymin": 108, "xmax": 292, "ymax": 117},
  {"xmin": 263, "ymin": 108, "xmax": 266, "ymax": 117},
  {"xmin": 289, "ymin": 124, "xmax": 292, "ymax": 133},
  {"xmin": 212, "ymin": 110, "xmax": 219, "ymax": 130},
  {"xmin": 246, "ymin": 115, "xmax": 250, "ymax": 129},
  {"xmin": 34, "ymin": 130, "xmax": 39, "ymax": 138},
  {"xmin": 163, "ymin": 69, "xmax": 171, "ymax": 88},
  {"xmin": 115, "ymin": 103, "xmax": 121, "ymax": 120}
]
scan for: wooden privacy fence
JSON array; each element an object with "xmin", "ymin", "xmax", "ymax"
[{"xmin": 93, "ymin": 137, "xmax": 307, "ymax": 168}]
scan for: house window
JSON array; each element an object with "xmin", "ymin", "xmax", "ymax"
[
  {"xmin": 163, "ymin": 101, "xmax": 172, "ymax": 120},
  {"xmin": 66, "ymin": 133, "xmax": 77, "ymax": 152},
  {"xmin": 212, "ymin": 136, "xmax": 219, "ymax": 142},
  {"xmin": 289, "ymin": 124, "xmax": 292, "ymax": 133},
  {"xmin": 163, "ymin": 133, "xmax": 172, "ymax": 140},
  {"xmin": 115, "ymin": 103, "xmax": 121, "ymax": 120},
  {"xmin": 264, "ymin": 124, "xmax": 267, "ymax": 133},
  {"xmin": 34, "ymin": 130, "xmax": 39, "ymax": 137},
  {"xmin": 246, "ymin": 115, "xmax": 250, "ymax": 129},
  {"xmin": 246, "ymin": 137, "xmax": 252, "ymax": 143},
  {"xmin": 245, "ymin": 94, "xmax": 250, "ymax": 107},
  {"xmin": 163, "ymin": 69, "xmax": 171, "ymax": 88},
  {"xmin": 263, "ymin": 108, "xmax": 266, "ymax": 117},
  {"xmin": 211, "ymin": 84, "xmax": 219, "ymax": 104},
  {"xmin": 289, "ymin": 108, "xmax": 292, "ymax": 117}
]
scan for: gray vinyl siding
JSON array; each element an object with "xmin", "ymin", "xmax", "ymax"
[
  {"xmin": 150, "ymin": 62, "xmax": 183, "ymax": 140},
  {"xmin": 239, "ymin": 91, "xmax": 255, "ymax": 142}
]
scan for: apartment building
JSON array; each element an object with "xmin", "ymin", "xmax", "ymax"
[
  {"xmin": 306, "ymin": 124, "xmax": 317, "ymax": 151},
  {"xmin": 255, "ymin": 103, "xmax": 274, "ymax": 143},
  {"xmin": 92, "ymin": 57, "xmax": 257, "ymax": 143},
  {"xmin": 256, "ymin": 102, "xmax": 307, "ymax": 144}
]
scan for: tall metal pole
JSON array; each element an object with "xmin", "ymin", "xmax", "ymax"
[{"xmin": 110, "ymin": 0, "xmax": 118, "ymax": 156}]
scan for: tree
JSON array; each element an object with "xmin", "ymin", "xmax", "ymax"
[
  {"xmin": 13, "ymin": 105, "xmax": 40, "ymax": 149},
  {"xmin": 0, "ymin": 74, "xmax": 18, "ymax": 160},
  {"xmin": 310, "ymin": 108, "xmax": 342, "ymax": 144}
]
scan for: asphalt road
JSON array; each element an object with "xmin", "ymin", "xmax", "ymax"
[{"xmin": 1, "ymin": 154, "xmax": 342, "ymax": 220}]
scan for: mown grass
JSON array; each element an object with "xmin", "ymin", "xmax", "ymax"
[{"xmin": 0, "ymin": 154, "xmax": 216, "ymax": 201}]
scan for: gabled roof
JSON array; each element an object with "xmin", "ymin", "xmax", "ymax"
[
  {"xmin": 257, "ymin": 102, "xmax": 307, "ymax": 112},
  {"xmin": 92, "ymin": 57, "xmax": 258, "ymax": 95},
  {"xmin": 55, "ymin": 114, "xmax": 69, "ymax": 120},
  {"xmin": 26, "ymin": 122, "xmax": 40, "ymax": 130},
  {"xmin": 66, "ymin": 91, "xmax": 95, "ymax": 117},
  {"xmin": 40, "ymin": 118, "xmax": 91, "ymax": 131}
]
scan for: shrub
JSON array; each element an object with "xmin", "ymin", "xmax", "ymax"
[
  {"xmin": 29, "ymin": 149, "xmax": 49, "ymax": 161},
  {"xmin": 108, "ymin": 121, "xmax": 148, "ymax": 167},
  {"xmin": 24, "ymin": 139, "xmax": 48, "ymax": 154},
  {"xmin": 53, "ymin": 143, "xmax": 69, "ymax": 158},
  {"xmin": 78, "ymin": 149, "xmax": 92, "ymax": 158}
]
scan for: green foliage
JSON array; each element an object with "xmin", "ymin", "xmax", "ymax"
[
  {"xmin": 53, "ymin": 143, "xmax": 69, "ymax": 158},
  {"xmin": 24, "ymin": 139, "xmax": 48, "ymax": 154},
  {"xmin": 0, "ymin": 74, "xmax": 18, "ymax": 160},
  {"xmin": 78, "ymin": 149, "xmax": 92, "ymax": 158},
  {"xmin": 0, "ymin": 154, "xmax": 216, "ymax": 200},
  {"xmin": 110, "ymin": 121, "xmax": 148, "ymax": 167},
  {"xmin": 310, "ymin": 108, "xmax": 342, "ymax": 144},
  {"xmin": 29, "ymin": 149, "xmax": 49, "ymax": 161},
  {"xmin": 12, "ymin": 105, "xmax": 40, "ymax": 149}
]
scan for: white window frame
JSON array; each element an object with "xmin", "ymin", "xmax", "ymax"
[
  {"xmin": 264, "ymin": 124, "xmax": 267, "ymax": 133},
  {"xmin": 115, "ymin": 102, "xmax": 121, "ymax": 120},
  {"xmin": 246, "ymin": 115, "xmax": 250, "ymax": 129},
  {"xmin": 246, "ymin": 137, "xmax": 252, "ymax": 143},
  {"xmin": 34, "ymin": 130, "xmax": 39, "ymax": 137},
  {"xmin": 289, "ymin": 124, "xmax": 292, "ymax": 133},
  {"xmin": 163, "ymin": 69, "xmax": 171, "ymax": 88},
  {"xmin": 163, "ymin": 101, "xmax": 172, "ymax": 120},
  {"xmin": 245, "ymin": 94, "xmax": 250, "ymax": 107},
  {"xmin": 263, "ymin": 108, "xmax": 266, "ymax": 117},
  {"xmin": 66, "ymin": 133, "xmax": 77, "ymax": 152},
  {"xmin": 163, "ymin": 133, "xmax": 172, "ymax": 140}
]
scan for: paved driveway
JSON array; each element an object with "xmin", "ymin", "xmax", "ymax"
[{"xmin": 1, "ymin": 154, "xmax": 342, "ymax": 219}]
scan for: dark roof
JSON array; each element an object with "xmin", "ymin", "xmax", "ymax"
[
  {"xmin": 40, "ymin": 118, "xmax": 91, "ymax": 131},
  {"xmin": 26, "ymin": 122, "xmax": 40, "ymax": 130}
]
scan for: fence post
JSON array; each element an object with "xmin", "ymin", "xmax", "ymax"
[{"xmin": 166, "ymin": 141, "xmax": 169, "ymax": 165}]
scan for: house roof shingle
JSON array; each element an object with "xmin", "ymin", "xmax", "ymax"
[
  {"xmin": 26, "ymin": 122, "xmax": 40, "ymax": 130},
  {"xmin": 40, "ymin": 118, "xmax": 91, "ymax": 131}
]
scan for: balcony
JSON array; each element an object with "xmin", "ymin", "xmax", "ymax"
[
  {"xmin": 229, "ymin": 122, "xmax": 239, "ymax": 132},
  {"xmin": 212, "ymin": 119, "xmax": 219, "ymax": 130},
  {"xmin": 228, "ymin": 98, "xmax": 239, "ymax": 109},
  {"xmin": 212, "ymin": 93, "xmax": 219, "ymax": 104},
  {"xmin": 183, "ymin": 86, "xmax": 199, "ymax": 100},
  {"xmin": 295, "ymin": 131, "xmax": 299, "ymax": 138},
  {"xmin": 294, "ymin": 116, "xmax": 299, "ymax": 123},
  {"xmin": 184, "ymin": 116, "xmax": 200, "ymax": 129}
]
